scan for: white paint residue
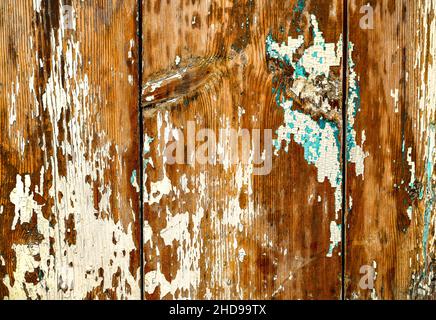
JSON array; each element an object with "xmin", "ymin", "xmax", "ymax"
[
  {"xmin": 143, "ymin": 220, "xmax": 153, "ymax": 245},
  {"xmin": 180, "ymin": 174, "xmax": 190, "ymax": 193},
  {"xmin": 347, "ymin": 44, "xmax": 368, "ymax": 178},
  {"xmin": 238, "ymin": 248, "xmax": 246, "ymax": 262},
  {"xmin": 8, "ymin": 77, "xmax": 19, "ymax": 126},
  {"xmin": 299, "ymin": 15, "xmax": 342, "ymax": 77},
  {"xmin": 160, "ymin": 212, "xmax": 190, "ymax": 247},
  {"xmin": 10, "ymin": 174, "xmax": 41, "ymax": 230},
  {"xmin": 128, "ymin": 39, "xmax": 134, "ymax": 59},
  {"xmin": 146, "ymin": 208, "xmax": 204, "ymax": 298},
  {"xmin": 407, "ymin": 147, "xmax": 416, "ymax": 188},
  {"xmin": 407, "ymin": 206, "xmax": 413, "ymax": 220},
  {"xmin": 370, "ymin": 261, "xmax": 378, "ymax": 300},
  {"xmin": 326, "ymin": 221, "xmax": 341, "ymax": 258},
  {"xmin": 391, "ymin": 88, "xmax": 399, "ymax": 113},
  {"xmin": 3, "ymin": 18, "xmax": 140, "ymax": 299},
  {"xmin": 148, "ymin": 174, "xmax": 172, "ymax": 205},
  {"xmin": 33, "ymin": 0, "xmax": 42, "ymax": 13}
]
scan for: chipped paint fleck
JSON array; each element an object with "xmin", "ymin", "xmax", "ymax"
[
  {"xmin": 327, "ymin": 221, "xmax": 341, "ymax": 258},
  {"xmin": 238, "ymin": 248, "xmax": 246, "ymax": 263},
  {"xmin": 131, "ymin": 170, "xmax": 140, "ymax": 193},
  {"xmin": 407, "ymin": 147, "xmax": 416, "ymax": 188},
  {"xmin": 391, "ymin": 88, "xmax": 399, "ymax": 113}
]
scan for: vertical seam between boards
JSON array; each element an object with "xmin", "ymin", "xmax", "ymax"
[
  {"xmin": 137, "ymin": 0, "xmax": 145, "ymax": 301},
  {"xmin": 341, "ymin": 0, "xmax": 349, "ymax": 301}
]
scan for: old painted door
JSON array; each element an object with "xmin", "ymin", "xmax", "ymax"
[{"xmin": 0, "ymin": 0, "xmax": 435, "ymax": 300}]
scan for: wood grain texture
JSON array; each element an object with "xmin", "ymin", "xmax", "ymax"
[
  {"xmin": 0, "ymin": 0, "xmax": 140, "ymax": 299},
  {"xmin": 346, "ymin": 0, "xmax": 436, "ymax": 299},
  {"xmin": 141, "ymin": 0, "xmax": 345, "ymax": 300},
  {"xmin": 0, "ymin": 0, "xmax": 433, "ymax": 301}
]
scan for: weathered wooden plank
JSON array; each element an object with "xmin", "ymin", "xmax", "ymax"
[
  {"xmin": 141, "ymin": 0, "xmax": 345, "ymax": 299},
  {"xmin": 0, "ymin": 0, "xmax": 140, "ymax": 299},
  {"xmin": 346, "ymin": 0, "xmax": 436, "ymax": 299}
]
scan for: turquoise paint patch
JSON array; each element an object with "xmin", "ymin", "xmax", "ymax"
[
  {"xmin": 144, "ymin": 136, "xmax": 155, "ymax": 166},
  {"xmin": 130, "ymin": 170, "xmax": 137, "ymax": 186},
  {"xmin": 293, "ymin": 0, "xmax": 306, "ymax": 13},
  {"xmin": 272, "ymin": 98, "xmax": 342, "ymax": 186},
  {"xmin": 267, "ymin": 24, "xmax": 345, "ymax": 188},
  {"xmin": 266, "ymin": 33, "xmax": 281, "ymax": 61},
  {"xmin": 293, "ymin": 62, "xmax": 307, "ymax": 79},
  {"xmin": 266, "ymin": 15, "xmax": 365, "ymax": 258}
]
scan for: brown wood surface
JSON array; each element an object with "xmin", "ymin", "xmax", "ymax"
[
  {"xmin": 346, "ymin": 0, "xmax": 436, "ymax": 299},
  {"xmin": 0, "ymin": 0, "xmax": 140, "ymax": 299},
  {"xmin": 0, "ymin": 0, "xmax": 434, "ymax": 300},
  {"xmin": 141, "ymin": 0, "xmax": 344, "ymax": 300}
]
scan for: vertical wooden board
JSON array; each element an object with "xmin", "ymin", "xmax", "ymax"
[
  {"xmin": 346, "ymin": 0, "xmax": 436, "ymax": 299},
  {"xmin": 0, "ymin": 1, "xmax": 140, "ymax": 299},
  {"xmin": 142, "ymin": 0, "xmax": 345, "ymax": 299}
]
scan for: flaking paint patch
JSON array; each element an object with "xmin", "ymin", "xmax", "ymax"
[
  {"xmin": 3, "ymin": 7, "xmax": 140, "ymax": 299},
  {"xmin": 144, "ymin": 112, "xmax": 176, "ymax": 205},
  {"xmin": 391, "ymin": 88, "xmax": 400, "ymax": 113},
  {"xmin": 268, "ymin": 15, "xmax": 344, "ymax": 220},
  {"xmin": 143, "ymin": 110, "xmax": 260, "ymax": 298},
  {"xmin": 33, "ymin": 0, "xmax": 42, "ymax": 13},
  {"xmin": 407, "ymin": 147, "xmax": 416, "ymax": 188},
  {"xmin": 130, "ymin": 170, "xmax": 140, "ymax": 193},
  {"xmin": 267, "ymin": 14, "xmax": 366, "ymax": 257},
  {"xmin": 145, "ymin": 207, "xmax": 204, "ymax": 298},
  {"xmin": 10, "ymin": 174, "xmax": 42, "ymax": 230},
  {"xmin": 347, "ymin": 43, "xmax": 368, "ymax": 178},
  {"xmin": 326, "ymin": 221, "xmax": 341, "ymax": 258}
]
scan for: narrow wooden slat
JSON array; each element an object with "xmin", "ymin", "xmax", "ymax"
[
  {"xmin": 346, "ymin": 0, "xmax": 436, "ymax": 299},
  {"xmin": 141, "ymin": 0, "xmax": 345, "ymax": 300},
  {"xmin": 0, "ymin": 0, "xmax": 140, "ymax": 299}
]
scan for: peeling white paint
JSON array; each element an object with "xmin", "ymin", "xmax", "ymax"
[
  {"xmin": 326, "ymin": 221, "xmax": 341, "ymax": 258},
  {"xmin": 407, "ymin": 147, "xmax": 416, "ymax": 188},
  {"xmin": 391, "ymin": 88, "xmax": 399, "ymax": 113},
  {"xmin": 3, "ymin": 12, "xmax": 140, "ymax": 299},
  {"xmin": 10, "ymin": 174, "xmax": 41, "ymax": 230},
  {"xmin": 238, "ymin": 248, "xmax": 246, "ymax": 262},
  {"xmin": 33, "ymin": 0, "xmax": 42, "ymax": 13}
]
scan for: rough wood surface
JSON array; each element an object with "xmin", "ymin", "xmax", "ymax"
[
  {"xmin": 0, "ymin": 1, "xmax": 140, "ymax": 299},
  {"xmin": 141, "ymin": 0, "xmax": 345, "ymax": 300},
  {"xmin": 345, "ymin": 0, "xmax": 436, "ymax": 299},
  {"xmin": 0, "ymin": 0, "xmax": 434, "ymax": 301}
]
